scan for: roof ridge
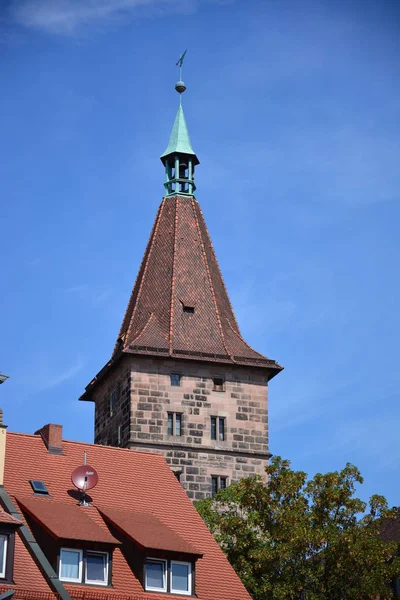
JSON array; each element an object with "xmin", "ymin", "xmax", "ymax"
[
  {"xmin": 190, "ymin": 197, "xmax": 232, "ymax": 361},
  {"xmin": 169, "ymin": 196, "xmax": 178, "ymax": 354},
  {"xmin": 124, "ymin": 198, "xmax": 166, "ymax": 350}
]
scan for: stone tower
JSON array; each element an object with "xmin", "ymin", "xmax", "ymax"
[{"xmin": 80, "ymin": 70, "xmax": 282, "ymax": 501}]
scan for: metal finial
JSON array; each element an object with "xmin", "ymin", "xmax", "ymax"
[
  {"xmin": 175, "ymin": 80, "xmax": 186, "ymax": 94},
  {"xmin": 175, "ymin": 50, "xmax": 187, "ymax": 98}
]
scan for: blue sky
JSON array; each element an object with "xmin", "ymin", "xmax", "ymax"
[{"xmin": 1, "ymin": 0, "xmax": 399, "ymax": 506}]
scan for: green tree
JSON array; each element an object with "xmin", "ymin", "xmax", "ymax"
[{"xmin": 196, "ymin": 457, "xmax": 399, "ymax": 600}]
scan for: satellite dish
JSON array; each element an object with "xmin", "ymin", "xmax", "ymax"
[{"xmin": 71, "ymin": 465, "xmax": 99, "ymax": 492}]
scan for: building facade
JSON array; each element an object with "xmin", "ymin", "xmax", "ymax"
[
  {"xmin": 81, "ymin": 77, "xmax": 282, "ymax": 500},
  {"xmin": 0, "ymin": 419, "xmax": 251, "ymax": 599}
]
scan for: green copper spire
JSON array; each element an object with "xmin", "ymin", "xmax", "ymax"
[
  {"xmin": 160, "ymin": 51, "xmax": 199, "ymax": 197},
  {"xmin": 160, "ymin": 104, "xmax": 198, "ymax": 163}
]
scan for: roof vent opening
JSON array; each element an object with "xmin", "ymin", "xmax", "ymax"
[
  {"xmin": 29, "ymin": 480, "xmax": 49, "ymax": 495},
  {"xmin": 183, "ymin": 305, "xmax": 195, "ymax": 314}
]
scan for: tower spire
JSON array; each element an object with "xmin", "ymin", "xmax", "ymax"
[{"xmin": 160, "ymin": 51, "xmax": 199, "ymax": 196}]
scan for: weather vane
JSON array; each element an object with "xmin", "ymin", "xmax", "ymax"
[{"xmin": 175, "ymin": 50, "xmax": 187, "ymax": 101}]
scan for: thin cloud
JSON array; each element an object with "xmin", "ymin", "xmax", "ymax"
[
  {"xmin": 9, "ymin": 0, "xmax": 199, "ymax": 35},
  {"xmin": 65, "ymin": 284, "xmax": 112, "ymax": 306},
  {"xmin": 40, "ymin": 358, "xmax": 85, "ymax": 390}
]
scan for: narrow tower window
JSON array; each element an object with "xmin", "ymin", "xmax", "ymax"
[
  {"xmin": 167, "ymin": 413, "xmax": 173, "ymax": 436},
  {"xmin": 167, "ymin": 413, "xmax": 182, "ymax": 436},
  {"xmin": 211, "ymin": 476, "xmax": 228, "ymax": 498},
  {"xmin": 173, "ymin": 471, "xmax": 182, "ymax": 483},
  {"xmin": 109, "ymin": 389, "xmax": 117, "ymax": 417},
  {"xmin": 170, "ymin": 373, "xmax": 181, "ymax": 386},
  {"xmin": 213, "ymin": 377, "xmax": 224, "ymax": 392},
  {"xmin": 218, "ymin": 417, "xmax": 225, "ymax": 441},
  {"xmin": 210, "ymin": 417, "xmax": 216, "ymax": 440},
  {"xmin": 210, "ymin": 417, "xmax": 225, "ymax": 441},
  {"xmin": 117, "ymin": 425, "xmax": 122, "ymax": 446},
  {"xmin": 175, "ymin": 413, "xmax": 182, "ymax": 436}
]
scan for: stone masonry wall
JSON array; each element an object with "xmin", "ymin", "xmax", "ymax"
[{"xmin": 93, "ymin": 355, "xmax": 270, "ymax": 501}]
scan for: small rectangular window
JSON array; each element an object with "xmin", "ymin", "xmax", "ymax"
[
  {"xmin": 213, "ymin": 377, "xmax": 224, "ymax": 392},
  {"xmin": 60, "ymin": 549, "xmax": 82, "ymax": 583},
  {"xmin": 219, "ymin": 417, "xmax": 225, "ymax": 441},
  {"xmin": 211, "ymin": 475, "xmax": 228, "ymax": 498},
  {"xmin": 210, "ymin": 416, "xmax": 217, "ymax": 440},
  {"xmin": 109, "ymin": 389, "xmax": 116, "ymax": 417},
  {"xmin": 175, "ymin": 413, "xmax": 182, "ymax": 436},
  {"xmin": 86, "ymin": 551, "xmax": 108, "ymax": 586},
  {"xmin": 211, "ymin": 416, "xmax": 225, "ymax": 441},
  {"xmin": 167, "ymin": 413, "xmax": 173, "ymax": 436},
  {"xmin": 211, "ymin": 476, "xmax": 218, "ymax": 498},
  {"xmin": 145, "ymin": 559, "xmax": 167, "ymax": 592},
  {"xmin": 171, "ymin": 561, "xmax": 192, "ymax": 594},
  {"xmin": 0, "ymin": 535, "xmax": 7, "ymax": 579},
  {"xmin": 173, "ymin": 471, "xmax": 182, "ymax": 483},
  {"xmin": 167, "ymin": 413, "xmax": 182, "ymax": 436},
  {"xmin": 117, "ymin": 425, "xmax": 122, "ymax": 446},
  {"xmin": 170, "ymin": 373, "xmax": 181, "ymax": 386}
]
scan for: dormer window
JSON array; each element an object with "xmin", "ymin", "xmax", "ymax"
[
  {"xmin": 171, "ymin": 560, "xmax": 192, "ymax": 594},
  {"xmin": 145, "ymin": 558, "xmax": 193, "ymax": 595},
  {"xmin": 0, "ymin": 535, "xmax": 8, "ymax": 578},
  {"xmin": 145, "ymin": 559, "xmax": 167, "ymax": 592},
  {"xmin": 59, "ymin": 548, "xmax": 109, "ymax": 586},
  {"xmin": 59, "ymin": 548, "xmax": 82, "ymax": 583}
]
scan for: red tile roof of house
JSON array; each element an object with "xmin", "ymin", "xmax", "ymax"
[
  {"xmin": 2, "ymin": 428, "xmax": 251, "ymax": 600},
  {"xmin": 16, "ymin": 496, "xmax": 120, "ymax": 545},
  {"xmin": 0, "ymin": 510, "xmax": 21, "ymax": 526},
  {"xmin": 99, "ymin": 507, "xmax": 201, "ymax": 555},
  {"xmin": 82, "ymin": 195, "xmax": 282, "ymax": 398}
]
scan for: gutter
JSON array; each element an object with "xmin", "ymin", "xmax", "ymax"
[{"xmin": 0, "ymin": 486, "xmax": 71, "ymax": 600}]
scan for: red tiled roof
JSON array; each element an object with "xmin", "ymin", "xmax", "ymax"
[
  {"xmin": 0, "ymin": 509, "xmax": 21, "ymax": 525},
  {"xmin": 3, "ymin": 431, "xmax": 251, "ymax": 600},
  {"xmin": 99, "ymin": 507, "xmax": 201, "ymax": 555},
  {"xmin": 16, "ymin": 496, "xmax": 120, "ymax": 544},
  {"xmin": 79, "ymin": 195, "xmax": 281, "ymax": 396}
]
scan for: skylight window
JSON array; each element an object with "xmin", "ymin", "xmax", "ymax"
[
  {"xmin": 29, "ymin": 480, "xmax": 49, "ymax": 495},
  {"xmin": 0, "ymin": 535, "xmax": 8, "ymax": 578}
]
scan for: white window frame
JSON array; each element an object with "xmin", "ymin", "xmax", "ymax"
[
  {"xmin": 145, "ymin": 558, "xmax": 167, "ymax": 592},
  {"xmin": 170, "ymin": 560, "xmax": 192, "ymax": 595},
  {"xmin": 59, "ymin": 548, "xmax": 83, "ymax": 583},
  {"xmin": 85, "ymin": 550, "xmax": 109, "ymax": 586},
  {"xmin": 0, "ymin": 535, "xmax": 7, "ymax": 578}
]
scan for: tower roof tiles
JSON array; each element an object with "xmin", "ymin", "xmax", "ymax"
[{"xmin": 112, "ymin": 194, "xmax": 282, "ymax": 374}]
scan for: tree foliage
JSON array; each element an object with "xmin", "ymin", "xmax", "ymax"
[{"xmin": 196, "ymin": 457, "xmax": 399, "ymax": 600}]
